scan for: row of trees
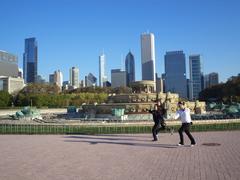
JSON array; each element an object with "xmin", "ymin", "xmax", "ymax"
[
  {"xmin": 15, "ymin": 93, "xmax": 108, "ymax": 108},
  {"xmin": 199, "ymin": 77, "xmax": 240, "ymax": 103},
  {"xmin": 0, "ymin": 84, "xmax": 132, "ymax": 108},
  {"xmin": 1, "ymin": 77, "xmax": 239, "ymax": 107},
  {"xmin": 66, "ymin": 86, "xmax": 132, "ymax": 94}
]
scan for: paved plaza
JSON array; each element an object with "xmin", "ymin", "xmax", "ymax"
[{"xmin": 0, "ymin": 131, "xmax": 240, "ymax": 180}]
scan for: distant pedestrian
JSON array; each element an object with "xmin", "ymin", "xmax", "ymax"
[{"xmin": 174, "ymin": 101, "xmax": 196, "ymax": 146}]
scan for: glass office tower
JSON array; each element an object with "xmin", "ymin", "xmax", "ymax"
[{"xmin": 23, "ymin": 38, "xmax": 38, "ymax": 83}]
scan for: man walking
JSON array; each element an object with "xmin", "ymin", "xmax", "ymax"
[{"xmin": 174, "ymin": 101, "xmax": 196, "ymax": 146}]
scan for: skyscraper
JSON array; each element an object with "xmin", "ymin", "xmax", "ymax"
[
  {"xmin": 54, "ymin": 70, "xmax": 63, "ymax": 88},
  {"xmin": 164, "ymin": 51, "xmax": 187, "ymax": 98},
  {"xmin": 141, "ymin": 33, "xmax": 156, "ymax": 83},
  {"xmin": 69, "ymin": 67, "xmax": 79, "ymax": 88},
  {"xmin": 99, "ymin": 53, "xmax": 107, "ymax": 87},
  {"xmin": 156, "ymin": 73, "xmax": 163, "ymax": 93},
  {"xmin": 209, "ymin": 72, "xmax": 219, "ymax": 87},
  {"xmin": 23, "ymin": 38, "xmax": 38, "ymax": 83},
  {"xmin": 49, "ymin": 74, "xmax": 55, "ymax": 84},
  {"xmin": 85, "ymin": 73, "xmax": 97, "ymax": 87},
  {"xmin": 0, "ymin": 50, "xmax": 18, "ymax": 77},
  {"xmin": 111, "ymin": 69, "xmax": 126, "ymax": 88},
  {"xmin": 189, "ymin": 55, "xmax": 202, "ymax": 100},
  {"xmin": 125, "ymin": 51, "xmax": 135, "ymax": 87},
  {"xmin": 204, "ymin": 72, "xmax": 219, "ymax": 89}
]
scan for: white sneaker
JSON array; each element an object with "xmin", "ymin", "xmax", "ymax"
[{"xmin": 178, "ymin": 143, "xmax": 183, "ymax": 146}]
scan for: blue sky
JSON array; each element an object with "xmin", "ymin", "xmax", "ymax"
[{"xmin": 0, "ymin": 0, "xmax": 239, "ymax": 82}]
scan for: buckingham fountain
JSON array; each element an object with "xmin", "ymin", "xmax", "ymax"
[{"xmin": 79, "ymin": 81, "xmax": 206, "ymax": 121}]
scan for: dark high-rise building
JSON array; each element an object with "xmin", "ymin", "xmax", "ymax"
[
  {"xmin": 23, "ymin": 38, "xmax": 38, "ymax": 83},
  {"xmin": 111, "ymin": 69, "xmax": 126, "ymax": 88},
  {"xmin": 85, "ymin": 73, "xmax": 97, "ymax": 87},
  {"xmin": 187, "ymin": 79, "xmax": 191, "ymax": 99},
  {"xmin": 125, "ymin": 51, "xmax": 135, "ymax": 86},
  {"xmin": 201, "ymin": 73, "xmax": 204, "ymax": 92},
  {"xmin": 189, "ymin": 55, "xmax": 202, "ymax": 100},
  {"xmin": 164, "ymin": 51, "xmax": 187, "ymax": 98},
  {"xmin": 156, "ymin": 73, "xmax": 163, "ymax": 93},
  {"xmin": 208, "ymin": 72, "xmax": 219, "ymax": 87},
  {"xmin": 49, "ymin": 74, "xmax": 54, "ymax": 84}
]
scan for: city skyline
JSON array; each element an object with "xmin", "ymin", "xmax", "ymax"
[{"xmin": 0, "ymin": 0, "xmax": 240, "ymax": 82}]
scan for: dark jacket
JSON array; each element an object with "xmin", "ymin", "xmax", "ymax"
[{"xmin": 148, "ymin": 109, "xmax": 164, "ymax": 124}]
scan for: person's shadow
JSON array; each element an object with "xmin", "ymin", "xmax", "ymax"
[{"xmin": 63, "ymin": 135, "xmax": 178, "ymax": 149}]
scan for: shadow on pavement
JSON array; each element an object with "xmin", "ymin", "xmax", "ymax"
[
  {"xmin": 64, "ymin": 138, "xmax": 178, "ymax": 149},
  {"xmin": 64, "ymin": 135, "xmax": 151, "ymax": 142}
]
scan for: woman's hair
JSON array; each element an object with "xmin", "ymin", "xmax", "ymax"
[{"xmin": 178, "ymin": 101, "xmax": 185, "ymax": 105}]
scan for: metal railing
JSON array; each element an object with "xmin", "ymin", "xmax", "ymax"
[{"xmin": 0, "ymin": 121, "xmax": 239, "ymax": 135}]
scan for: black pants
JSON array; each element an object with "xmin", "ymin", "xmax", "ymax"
[
  {"xmin": 178, "ymin": 123, "xmax": 196, "ymax": 145},
  {"xmin": 152, "ymin": 121, "xmax": 167, "ymax": 140}
]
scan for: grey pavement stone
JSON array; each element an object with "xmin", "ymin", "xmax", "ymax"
[{"xmin": 0, "ymin": 131, "xmax": 239, "ymax": 180}]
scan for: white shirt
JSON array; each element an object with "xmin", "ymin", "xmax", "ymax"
[{"xmin": 174, "ymin": 108, "xmax": 192, "ymax": 123}]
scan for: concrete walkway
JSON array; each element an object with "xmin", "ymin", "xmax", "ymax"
[{"xmin": 0, "ymin": 131, "xmax": 239, "ymax": 180}]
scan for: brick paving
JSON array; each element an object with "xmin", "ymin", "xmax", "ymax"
[{"xmin": 0, "ymin": 131, "xmax": 240, "ymax": 180}]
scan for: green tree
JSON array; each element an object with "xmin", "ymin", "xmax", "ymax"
[
  {"xmin": 112, "ymin": 86, "xmax": 132, "ymax": 94},
  {"xmin": 0, "ymin": 91, "xmax": 12, "ymax": 107},
  {"xmin": 20, "ymin": 83, "xmax": 60, "ymax": 95},
  {"xmin": 199, "ymin": 76, "xmax": 240, "ymax": 103}
]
